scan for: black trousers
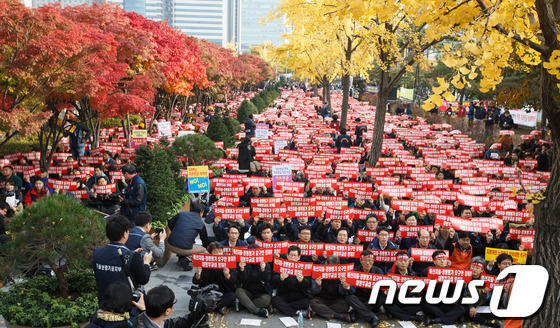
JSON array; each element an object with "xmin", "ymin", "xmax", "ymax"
[
  {"xmin": 422, "ymin": 302, "xmax": 465, "ymax": 325},
  {"xmin": 272, "ymin": 294, "xmax": 310, "ymax": 317},
  {"xmin": 218, "ymin": 291, "xmax": 236, "ymax": 309},
  {"xmin": 345, "ymin": 295, "xmax": 379, "ymax": 322},
  {"xmin": 310, "ymin": 297, "xmax": 349, "ymax": 319},
  {"xmin": 385, "ymin": 301, "xmax": 422, "ymax": 320}
]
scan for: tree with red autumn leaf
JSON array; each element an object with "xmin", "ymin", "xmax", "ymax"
[{"xmin": 0, "ymin": 1, "xmax": 100, "ymax": 149}]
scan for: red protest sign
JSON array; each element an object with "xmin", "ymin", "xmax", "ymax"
[
  {"xmin": 339, "ymin": 182, "xmax": 373, "ymax": 192},
  {"xmin": 287, "ymin": 206, "xmax": 322, "ymax": 218},
  {"xmin": 325, "ymin": 207, "xmax": 354, "ymax": 220},
  {"xmin": 378, "ymin": 186, "xmax": 413, "ymax": 198},
  {"xmin": 391, "ymin": 200, "xmax": 425, "ymax": 212},
  {"xmin": 345, "ymin": 270, "xmax": 388, "ymax": 289},
  {"xmin": 71, "ymin": 189, "xmax": 88, "ymax": 199},
  {"xmin": 309, "ymin": 178, "xmax": 338, "ymax": 189},
  {"xmin": 428, "ymin": 267, "xmax": 473, "ymax": 283},
  {"xmin": 255, "ymin": 240, "xmax": 289, "ymax": 254},
  {"xmin": 242, "ymin": 177, "xmax": 272, "ymax": 188},
  {"xmin": 252, "ymin": 206, "xmax": 287, "ymax": 219},
  {"xmin": 323, "ymin": 244, "xmax": 364, "ymax": 258},
  {"xmin": 214, "ymin": 185, "xmax": 244, "ymax": 197},
  {"xmin": 457, "ymin": 194, "xmax": 490, "ymax": 207},
  {"xmin": 48, "ymin": 179, "xmax": 79, "ymax": 191},
  {"xmin": 94, "ymin": 183, "xmax": 116, "ymax": 194},
  {"xmin": 312, "ymin": 263, "xmax": 355, "ymax": 279},
  {"xmin": 81, "ymin": 156, "xmax": 104, "ymax": 164},
  {"xmin": 215, "ymin": 197, "xmax": 240, "ymax": 207},
  {"xmin": 273, "ymin": 258, "xmax": 313, "ymax": 276},
  {"xmin": 388, "ymin": 273, "xmax": 430, "ymax": 288},
  {"xmin": 461, "ymin": 184, "xmax": 492, "ymax": 195},
  {"xmin": 521, "ymin": 236, "xmax": 534, "ymax": 249},
  {"xmin": 508, "ymin": 228, "xmax": 535, "ymax": 240},
  {"xmin": 109, "ymin": 171, "xmax": 124, "ymax": 181},
  {"xmin": 214, "ymin": 207, "xmax": 250, "ymax": 220},
  {"xmin": 367, "ymin": 249, "xmax": 400, "ymax": 262},
  {"xmin": 424, "ymin": 203, "xmax": 453, "ymax": 215},
  {"xmin": 410, "ymin": 248, "xmax": 449, "ymax": 262},
  {"xmin": 230, "ymin": 248, "xmax": 274, "ymax": 263},
  {"xmin": 251, "ymin": 197, "xmax": 283, "ymax": 208},
  {"xmin": 353, "ymin": 209, "xmax": 385, "ymax": 221},
  {"xmin": 495, "ymin": 210, "xmax": 532, "ymax": 223},
  {"xmin": 276, "ymin": 181, "xmax": 305, "ymax": 192},
  {"xmin": 288, "ymin": 242, "xmax": 324, "ymax": 256},
  {"xmin": 192, "ymin": 253, "xmax": 237, "ymax": 269},
  {"xmin": 398, "ymin": 225, "xmax": 434, "ymax": 238},
  {"xmin": 23, "ymin": 167, "xmax": 42, "ymax": 180}
]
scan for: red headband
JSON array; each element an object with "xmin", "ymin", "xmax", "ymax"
[
  {"xmin": 396, "ymin": 255, "xmax": 409, "ymax": 261},
  {"xmin": 471, "ymin": 262, "xmax": 485, "ymax": 270},
  {"xmin": 435, "ymin": 253, "xmax": 448, "ymax": 260},
  {"xmin": 361, "ymin": 254, "xmax": 375, "ymax": 259}
]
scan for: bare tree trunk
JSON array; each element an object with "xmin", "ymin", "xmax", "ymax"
[
  {"xmin": 313, "ymin": 84, "xmax": 318, "ymax": 97},
  {"xmin": 340, "ymin": 73, "xmax": 351, "ymax": 129},
  {"xmin": 122, "ymin": 114, "xmax": 132, "ymax": 147},
  {"xmin": 368, "ymin": 63, "xmax": 389, "ymax": 167},
  {"xmin": 522, "ymin": 62, "xmax": 560, "ymax": 328}
]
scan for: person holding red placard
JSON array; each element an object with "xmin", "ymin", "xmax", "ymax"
[
  {"xmin": 235, "ymin": 244, "xmax": 272, "ymax": 318},
  {"xmin": 220, "ymin": 225, "xmax": 248, "ymax": 247},
  {"xmin": 310, "ymin": 255, "xmax": 355, "ymax": 323},
  {"xmin": 353, "ymin": 214, "xmax": 379, "ymax": 246},
  {"xmin": 368, "ymin": 226, "xmax": 399, "ymax": 273},
  {"xmin": 271, "ymin": 245, "xmax": 312, "ymax": 318},
  {"xmin": 445, "ymin": 230, "xmax": 490, "ymax": 270},
  {"xmin": 385, "ymin": 251, "xmax": 423, "ymax": 322},
  {"xmin": 87, "ymin": 176, "xmax": 120, "ymax": 215},
  {"xmin": 407, "ymin": 229, "xmax": 437, "ymax": 274},
  {"xmin": 433, "ymin": 224, "xmax": 458, "ymax": 250},
  {"xmin": 462, "ymin": 257, "xmax": 501, "ymax": 328},
  {"xmin": 23, "ymin": 178, "xmax": 50, "ymax": 207},
  {"xmin": 193, "ymin": 242, "xmax": 238, "ymax": 315},
  {"xmin": 293, "ymin": 226, "xmax": 322, "ymax": 263},
  {"xmin": 419, "ymin": 250, "xmax": 466, "ymax": 325},
  {"xmin": 344, "ymin": 250, "xmax": 383, "ymax": 327}
]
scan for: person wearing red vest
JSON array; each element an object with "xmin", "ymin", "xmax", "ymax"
[{"xmin": 445, "ymin": 231, "xmax": 490, "ymax": 269}]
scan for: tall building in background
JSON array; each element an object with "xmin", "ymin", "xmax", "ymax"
[
  {"xmin": 170, "ymin": 0, "xmax": 230, "ymax": 46},
  {"xmin": 32, "ymin": 0, "xmax": 92, "ymax": 8},
  {"xmin": 239, "ymin": 0, "xmax": 286, "ymax": 52},
  {"xmin": 30, "ymin": 0, "xmax": 287, "ymax": 53}
]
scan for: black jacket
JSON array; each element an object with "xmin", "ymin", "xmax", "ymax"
[
  {"xmin": 237, "ymin": 142, "xmax": 255, "ymax": 171},
  {"xmin": 271, "ymin": 269, "xmax": 312, "ymax": 300},
  {"xmin": 132, "ymin": 312, "xmax": 190, "ymax": 328},
  {"xmin": 238, "ymin": 262, "xmax": 273, "ymax": 295}
]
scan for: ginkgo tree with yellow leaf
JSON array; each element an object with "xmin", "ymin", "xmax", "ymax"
[
  {"xmin": 275, "ymin": 25, "xmax": 344, "ymax": 111},
  {"xmin": 417, "ymin": 0, "xmax": 560, "ymax": 326},
  {"xmin": 267, "ymin": 0, "xmax": 381, "ymax": 129}
]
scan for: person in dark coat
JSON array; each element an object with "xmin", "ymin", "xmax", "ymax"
[
  {"xmin": 271, "ymin": 245, "xmax": 313, "ymax": 317},
  {"xmin": 86, "ymin": 282, "xmax": 143, "ymax": 328},
  {"xmin": 119, "ymin": 164, "xmax": 146, "ymax": 221},
  {"xmin": 132, "ymin": 285, "xmax": 190, "ymax": 328},
  {"xmin": 163, "ymin": 203, "xmax": 209, "ymax": 270},
  {"xmin": 344, "ymin": 250, "xmax": 383, "ymax": 327},
  {"xmin": 64, "ymin": 109, "xmax": 91, "ymax": 163},
  {"xmin": 244, "ymin": 114, "xmax": 256, "ymax": 137},
  {"xmin": 235, "ymin": 244, "xmax": 273, "ymax": 317},
  {"xmin": 419, "ymin": 250, "xmax": 466, "ymax": 326},
  {"xmin": 385, "ymin": 251, "xmax": 423, "ymax": 321},
  {"xmin": 193, "ymin": 242, "xmax": 238, "ymax": 315},
  {"xmin": 499, "ymin": 110, "xmax": 515, "ymax": 129},
  {"xmin": 237, "ymin": 137, "xmax": 256, "ymax": 174},
  {"xmin": 310, "ymin": 255, "xmax": 355, "ymax": 322},
  {"xmin": 335, "ymin": 127, "xmax": 352, "ymax": 153}
]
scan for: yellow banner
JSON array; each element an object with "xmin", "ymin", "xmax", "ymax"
[
  {"xmin": 188, "ymin": 166, "xmax": 208, "ymax": 178},
  {"xmin": 485, "ymin": 247, "xmax": 527, "ymax": 265},
  {"xmin": 132, "ymin": 129, "xmax": 147, "ymax": 138}
]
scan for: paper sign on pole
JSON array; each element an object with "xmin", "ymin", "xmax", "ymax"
[
  {"xmin": 255, "ymin": 124, "xmax": 269, "ymax": 139},
  {"xmin": 131, "ymin": 129, "xmax": 147, "ymax": 148},
  {"xmin": 274, "ymin": 140, "xmax": 288, "ymax": 154},
  {"xmin": 272, "ymin": 164, "xmax": 292, "ymax": 192},
  {"xmin": 157, "ymin": 121, "xmax": 172, "ymax": 138},
  {"xmin": 188, "ymin": 166, "xmax": 209, "ymax": 193}
]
